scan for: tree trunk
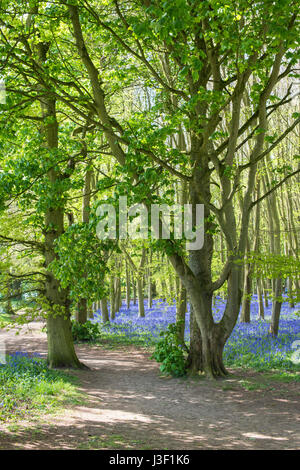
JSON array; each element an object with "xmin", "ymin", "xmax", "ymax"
[
  {"xmin": 257, "ymin": 278, "xmax": 264, "ymax": 319},
  {"xmin": 186, "ymin": 305, "xmax": 202, "ymax": 374},
  {"xmin": 77, "ymin": 298, "xmax": 88, "ymax": 324},
  {"xmin": 125, "ymin": 262, "xmax": 131, "ymax": 309},
  {"xmin": 269, "ymin": 278, "xmax": 282, "ymax": 336},
  {"xmin": 110, "ymin": 277, "xmax": 116, "ymax": 320},
  {"xmin": 137, "ymin": 278, "xmax": 145, "ymax": 318},
  {"xmin": 181, "ymin": 148, "xmax": 231, "ymax": 378},
  {"xmin": 88, "ymin": 304, "xmax": 94, "ymax": 319},
  {"xmin": 240, "ymin": 259, "xmax": 251, "ymax": 323},
  {"xmin": 263, "ymin": 280, "xmax": 269, "ymax": 308},
  {"xmin": 132, "ymin": 273, "xmax": 137, "ymax": 306},
  {"xmin": 176, "ymin": 280, "xmax": 186, "ymax": 345},
  {"xmin": 46, "ymin": 314, "xmax": 82, "ymax": 369},
  {"xmin": 190, "ymin": 288, "xmax": 228, "ymax": 378},
  {"xmin": 287, "ymin": 277, "xmax": 295, "ymax": 308},
  {"xmin": 123, "ymin": 247, "xmax": 146, "ymax": 316},
  {"xmin": 168, "ymin": 273, "xmax": 174, "ymax": 302},
  {"xmin": 114, "ymin": 276, "xmax": 121, "ymax": 313},
  {"xmin": 100, "ymin": 297, "xmax": 110, "ymax": 323},
  {"xmin": 160, "ymin": 278, "xmax": 167, "ymax": 301},
  {"xmin": 37, "ymin": 43, "xmax": 82, "ymax": 369},
  {"xmin": 263, "ymin": 169, "xmax": 282, "ymax": 336}
]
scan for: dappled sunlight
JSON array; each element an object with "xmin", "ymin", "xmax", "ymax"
[
  {"xmin": 67, "ymin": 406, "xmax": 153, "ymax": 424},
  {"xmin": 242, "ymin": 432, "xmax": 288, "ymax": 441},
  {"xmin": 1, "ymin": 321, "xmax": 299, "ymax": 450}
]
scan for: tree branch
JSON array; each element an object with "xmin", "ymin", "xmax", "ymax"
[{"xmin": 250, "ymin": 168, "xmax": 300, "ymax": 209}]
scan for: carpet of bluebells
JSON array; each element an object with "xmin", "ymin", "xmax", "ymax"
[
  {"xmin": 0, "ymin": 352, "xmax": 80, "ymax": 421},
  {"xmin": 94, "ymin": 295, "xmax": 300, "ymax": 371}
]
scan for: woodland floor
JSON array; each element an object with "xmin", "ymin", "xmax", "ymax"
[{"xmin": 0, "ymin": 322, "xmax": 299, "ymax": 450}]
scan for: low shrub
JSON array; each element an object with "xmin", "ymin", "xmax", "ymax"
[
  {"xmin": 71, "ymin": 320, "xmax": 101, "ymax": 342},
  {"xmin": 151, "ymin": 322, "xmax": 187, "ymax": 377}
]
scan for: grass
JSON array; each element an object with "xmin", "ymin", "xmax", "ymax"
[
  {"xmin": 77, "ymin": 434, "xmax": 155, "ymax": 450},
  {"xmin": 264, "ymin": 371, "xmax": 300, "ymax": 383},
  {"xmin": 99, "ymin": 321, "xmax": 157, "ymax": 348},
  {"xmin": 0, "ymin": 352, "xmax": 84, "ymax": 422},
  {"xmin": 238, "ymin": 379, "xmax": 269, "ymax": 391},
  {"xmin": 78, "ymin": 434, "xmax": 128, "ymax": 450}
]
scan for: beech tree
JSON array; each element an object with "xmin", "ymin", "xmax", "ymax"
[
  {"xmin": 64, "ymin": 0, "xmax": 299, "ymax": 376},
  {"xmin": 0, "ymin": 3, "xmax": 88, "ymax": 367}
]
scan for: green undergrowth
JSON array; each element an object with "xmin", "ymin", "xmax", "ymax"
[
  {"xmin": 77, "ymin": 434, "xmax": 167, "ymax": 450},
  {"xmin": 263, "ymin": 371, "xmax": 300, "ymax": 383},
  {"xmin": 224, "ymin": 351, "xmax": 300, "ymax": 375},
  {"xmin": 0, "ymin": 353, "xmax": 84, "ymax": 422},
  {"xmin": 0, "ymin": 312, "xmax": 13, "ymax": 328},
  {"xmin": 151, "ymin": 322, "xmax": 187, "ymax": 377},
  {"xmin": 99, "ymin": 322, "xmax": 156, "ymax": 348},
  {"xmin": 71, "ymin": 320, "xmax": 101, "ymax": 342}
]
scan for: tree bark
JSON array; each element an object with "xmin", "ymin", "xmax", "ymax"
[
  {"xmin": 125, "ymin": 262, "xmax": 131, "ymax": 309},
  {"xmin": 263, "ymin": 169, "xmax": 282, "ymax": 336},
  {"xmin": 257, "ymin": 278, "xmax": 264, "ymax": 319},
  {"xmin": 137, "ymin": 278, "xmax": 145, "ymax": 318},
  {"xmin": 186, "ymin": 305, "xmax": 202, "ymax": 374},
  {"xmin": 110, "ymin": 276, "xmax": 116, "ymax": 320},
  {"xmin": 132, "ymin": 272, "xmax": 137, "ymax": 306},
  {"xmin": 100, "ymin": 297, "xmax": 110, "ymax": 323},
  {"xmin": 176, "ymin": 280, "xmax": 187, "ymax": 345},
  {"xmin": 240, "ymin": 250, "xmax": 251, "ymax": 323}
]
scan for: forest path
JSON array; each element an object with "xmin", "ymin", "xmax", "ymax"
[{"xmin": 0, "ymin": 322, "xmax": 299, "ymax": 450}]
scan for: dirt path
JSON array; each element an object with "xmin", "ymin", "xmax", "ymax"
[{"xmin": 0, "ymin": 322, "xmax": 299, "ymax": 450}]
